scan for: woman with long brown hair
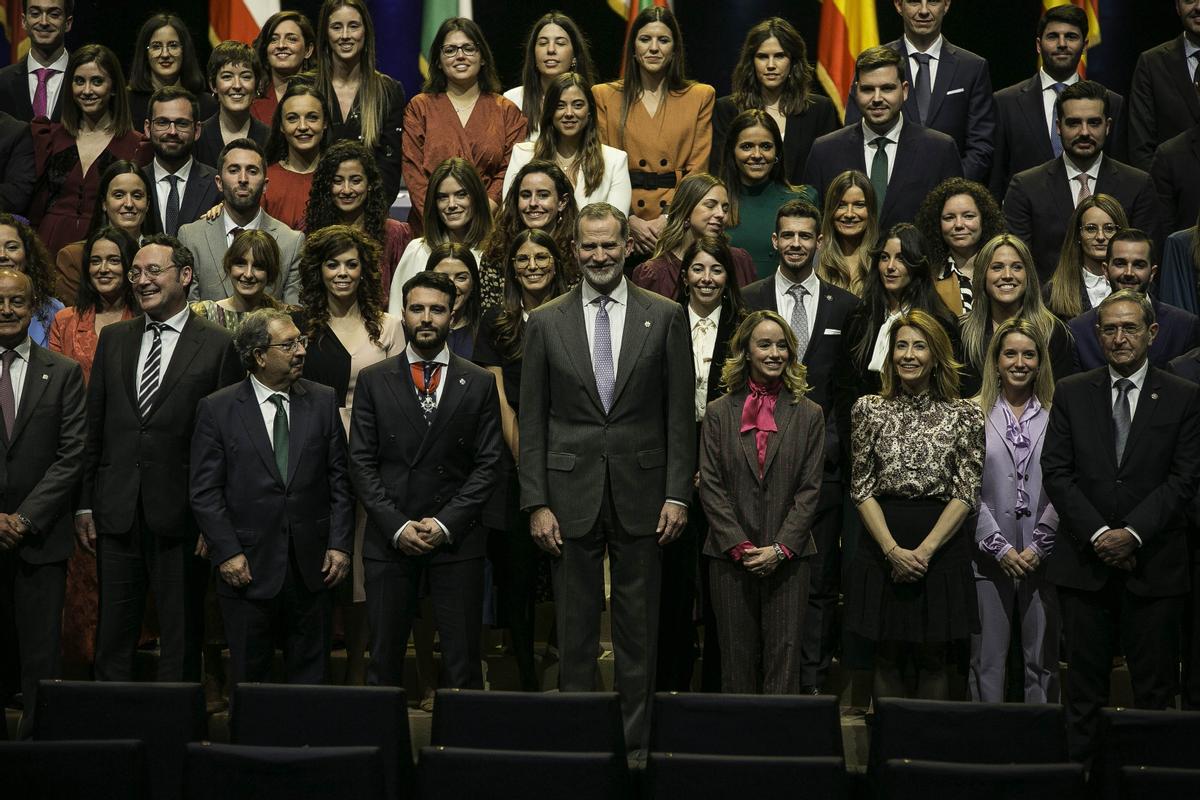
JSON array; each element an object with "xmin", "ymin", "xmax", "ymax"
[
  {"xmin": 1044, "ymin": 194, "xmax": 1128, "ymax": 320},
  {"xmin": 503, "ymin": 12, "xmax": 597, "ymax": 140},
  {"xmin": 816, "ymin": 170, "xmax": 878, "ymax": 296}
]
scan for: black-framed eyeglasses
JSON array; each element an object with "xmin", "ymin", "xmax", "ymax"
[
  {"xmin": 441, "ymin": 43, "xmax": 479, "ymax": 58},
  {"xmin": 264, "ymin": 336, "xmax": 309, "ymax": 354},
  {"xmin": 150, "ymin": 117, "xmax": 194, "ymax": 132},
  {"xmin": 127, "ymin": 264, "xmax": 179, "ymax": 282}
]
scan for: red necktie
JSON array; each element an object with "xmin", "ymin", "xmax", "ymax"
[{"xmin": 32, "ymin": 67, "xmax": 56, "ymax": 120}]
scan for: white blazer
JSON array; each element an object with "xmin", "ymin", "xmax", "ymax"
[{"xmin": 501, "ymin": 141, "xmax": 632, "ymax": 214}]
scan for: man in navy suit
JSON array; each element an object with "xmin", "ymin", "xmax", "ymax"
[
  {"xmin": 140, "ymin": 87, "xmax": 220, "ymax": 237},
  {"xmin": 739, "ymin": 200, "xmax": 860, "ymax": 694},
  {"xmin": 1166, "ymin": 345, "xmax": 1200, "ymax": 711},
  {"xmin": 804, "ymin": 46, "xmax": 962, "ymax": 232},
  {"xmin": 1003, "ymin": 80, "xmax": 1161, "ymax": 282},
  {"xmin": 844, "ymin": 0, "xmax": 994, "ymax": 182},
  {"xmin": 1150, "ymin": 73, "xmax": 1200, "ymax": 237},
  {"xmin": 1128, "ymin": 0, "xmax": 1200, "ymax": 170},
  {"xmin": 991, "ymin": 5, "xmax": 1127, "ymax": 201},
  {"xmin": 1070, "ymin": 229, "xmax": 1200, "ymax": 370},
  {"xmin": 190, "ymin": 309, "xmax": 352, "ymax": 686},
  {"xmin": 0, "ymin": 1, "xmax": 71, "ymax": 122}
]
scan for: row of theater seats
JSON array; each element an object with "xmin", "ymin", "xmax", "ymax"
[{"xmin": 3, "ymin": 681, "xmax": 1200, "ymax": 799}]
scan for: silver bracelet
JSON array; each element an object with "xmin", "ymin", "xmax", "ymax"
[{"xmin": 773, "ymin": 543, "xmax": 784, "ymax": 561}]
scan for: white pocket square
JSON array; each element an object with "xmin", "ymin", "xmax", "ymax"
[
  {"xmin": 823, "ymin": 328, "xmax": 841, "ymax": 335},
  {"xmin": 945, "ymin": 88, "xmax": 965, "ymax": 96}
]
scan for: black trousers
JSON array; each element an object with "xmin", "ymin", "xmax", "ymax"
[
  {"xmin": 1059, "ymin": 578, "xmax": 1184, "ymax": 762},
  {"xmin": 219, "ymin": 542, "xmax": 333, "ymax": 687},
  {"xmin": 364, "ymin": 555, "xmax": 484, "ymax": 690},
  {"xmin": 655, "ymin": 505, "xmax": 700, "ymax": 692},
  {"xmin": 94, "ymin": 501, "xmax": 206, "ymax": 682},
  {"xmin": 800, "ymin": 478, "xmax": 845, "ymax": 690},
  {"xmin": 1183, "ymin": 553, "xmax": 1200, "ymax": 709},
  {"xmin": 0, "ymin": 554, "xmax": 66, "ymax": 739}
]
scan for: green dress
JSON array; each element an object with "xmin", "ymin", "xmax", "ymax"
[{"xmin": 728, "ymin": 180, "xmax": 819, "ymax": 281}]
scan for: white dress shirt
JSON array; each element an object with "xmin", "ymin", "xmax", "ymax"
[
  {"xmin": 1039, "ymin": 68, "xmax": 1079, "ymax": 138},
  {"xmin": 581, "ymin": 276, "xmax": 629, "ymax": 378},
  {"xmin": 1083, "ymin": 269, "xmax": 1112, "ymax": 310},
  {"xmin": 223, "ymin": 208, "xmax": 264, "ymax": 246},
  {"xmin": 868, "ymin": 309, "xmax": 905, "ymax": 373},
  {"xmin": 0, "ymin": 337, "xmax": 32, "ymax": 414},
  {"xmin": 25, "ymin": 50, "xmax": 68, "ymax": 117},
  {"xmin": 135, "ymin": 304, "xmax": 191, "ymax": 394},
  {"xmin": 393, "ymin": 343, "xmax": 452, "ymax": 548},
  {"xmin": 774, "ymin": 268, "xmax": 819, "ymax": 342},
  {"xmin": 688, "ymin": 304, "xmax": 721, "ymax": 421},
  {"xmin": 904, "ymin": 34, "xmax": 944, "ymax": 93},
  {"xmin": 249, "ymin": 374, "xmax": 288, "ymax": 448},
  {"xmin": 862, "ymin": 116, "xmax": 904, "ymax": 185},
  {"xmin": 1186, "ymin": 37, "xmax": 1200, "ymax": 82},
  {"xmin": 1092, "ymin": 359, "xmax": 1151, "ymax": 546},
  {"xmin": 153, "ymin": 157, "xmax": 195, "ymax": 231},
  {"xmin": 1064, "ymin": 152, "xmax": 1103, "ymax": 207}
]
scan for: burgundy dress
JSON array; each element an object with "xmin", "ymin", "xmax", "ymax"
[{"xmin": 30, "ymin": 123, "xmax": 150, "ymax": 258}]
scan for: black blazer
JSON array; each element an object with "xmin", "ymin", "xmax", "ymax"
[
  {"xmin": 0, "ymin": 57, "xmax": 63, "ymax": 122},
  {"xmin": 0, "ymin": 110, "xmax": 35, "ymax": 214},
  {"xmin": 1, "ymin": 342, "xmax": 86, "ymax": 564},
  {"xmin": 81, "ymin": 311, "xmax": 244, "ymax": 536},
  {"xmin": 349, "ymin": 351, "xmax": 502, "ymax": 564},
  {"xmin": 1128, "ymin": 35, "xmax": 1200, "ymax": 170},
  {"xmin": 1149, "ymin": 124, "xmax": 1200, "ymax": 236},
  {"xmin": 192, "ymin": 114, "xmax": 270, "ymax": 170},
  {"xmin": 329, "ymin": 75, "xmax": 406, "ymax": 203},
  {"xmin": 139, "ymin": 159, "xmax": 221, "ymax": 236},
  {"xmin": 845, "ymin": 37, "xmax": 995, "ymax": 182},
  {"xmin": 990, "ymin": 74, "xmax": 1127, "ymax": 200},
  {"xmin": 190, "ymin": 377, "xmax": 354, "ymax": 599},
  {"xmin": 710, "ymin": 95, "xmax": 840, "ymax": 186},
  {"xmin": 1002, "ymin": 155, "xmax": 1162, "ymax": 282},
  {"xmin": 1070, "ymin": 298, "xmax": 1200, "ymax": 370},
  {"xmin": 292, "ymin": 312, "xmax": 352, "ymax": 406},
  {"xmin": 803, "ymin": 120, "xmax": 963, "ymax": 232},
  {"xmin": 1042, "ymin": 365, "xmax": 1200, "ymax": 596}
]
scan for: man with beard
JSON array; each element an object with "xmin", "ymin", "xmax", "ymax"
[
  {"xmin": 1070, "ymin": 228, "xmax": 1200, "ymax": 370},
  {"xmin": 740, "ymin": 200, "xmax": 860, "ymax": 695},
  {"xmin": 349, "ymin": 271, "xmax": 501, "ymax": 690},
  {"xmin": 190, "ymin": 308, "xmax": 351, "ymax": 686},
  {"xmin": 140, "ymin": 87, "xmax": 220, "ymax": 237},
  {"xmin": 804, "ymin": 46, "xmax": 962, "ymax": 231},
  {"xmin": 78, "ymin": 234, "xmax": 243, "ymax": 682},
  {"xmin": 520, "ymin": 202, "xmax": 694, "ymax": 753},
  {"xmin": 178, "ymin": 138, "xmax": 303, "ymax": 304},
  {"xmin": 990, "ymin": 5, "xmax": 1127, "ymax": 201},
  {"xmin": 1003, "ymin": 80, "xmax": 1161, "ymax": 282},
  {"xmin": 0, "ymin": 0, "xmax": 72, "ymax": 122},
  {"xmin": 1129, "ymin": 0, "xmax": 1200, "ymax": 170}
]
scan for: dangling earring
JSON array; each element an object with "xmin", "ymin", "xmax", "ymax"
[{"xmin": 570, "ymin": 57, "xmax": 577, "ymax": 70}]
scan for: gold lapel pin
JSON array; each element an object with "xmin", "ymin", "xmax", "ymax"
[
  {"xmin": 459, "ymin": 377, "xmax": 466, "ymax": 385},
  {"xmin": 644, "ymin": 321, "xmax": 651, "ymax": 328}
]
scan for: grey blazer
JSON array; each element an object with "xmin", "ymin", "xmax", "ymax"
[
  {"xmin": 699, "ymin": 389, "xmax": 825, "ymax": 559},
  {"xmin": 518, "ymin": 281, "xmax": 696, "ymax": 539},
  {"xmin": 178, "ymin": 210, "xmax": 303, "ymax": 304}
]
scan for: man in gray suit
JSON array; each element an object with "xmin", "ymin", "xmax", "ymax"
[
  {"xmin": 178, "ymin": 138, "xmax": 302, "ymax": 304},
  {"xmin": 520, "ymin": 203, "xmax": 695, "ymax": 753}
]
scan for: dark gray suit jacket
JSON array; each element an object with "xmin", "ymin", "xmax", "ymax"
[
  {"xmin": 1150, "ymin": 123, "xmax": 1200, "ymax": 235},
  {"xmin": 519, "ymin": 281, "xmax": 696, "ymax": 539},
  {"xmin": 1, "ymin": 342, "xmax": 86, "ymax": 564},
  {"xmin": 0, "ymin": 56, "xmax": 63, "ymax": 122},
  {"xmin": 1129, "ymin": 35, "xmax": 1200, "ymax": 170},
  {"xmin": 0, "ymin": 111, "xmax": 35, "ymax": 214},
  {"xmin": 140, "ymin": 159, "xmax": 221, "ymax": 236}
]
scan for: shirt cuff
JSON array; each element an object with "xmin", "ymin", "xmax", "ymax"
[
  {"xmin": 75, "ymin": 509, "xmax": 92, "ymax": 517},
  {"xmin": 666, "ymin": 499, "xmax": 688, "ymax": 508},
  {"xmin": 776, "ymin": 543, "xmax": 794, "ymax": 560},
  {"xmin": 728, "ymin": 541, "xmax": 755, "ymax": 561},
  {"xmin": 1090, "ymin": 526, "xmax": 1109, "ymax": 544},
  {"xmin": 1126, "ymin": 526, "xmax": 1142, "ymax": 547},
  {"xmin": 433, "ymin": 517, "xmax": 451, "ymax": 544},
  {"xmin": 392, "ymin": 521, "xmax": 411, "ymax": 549}
]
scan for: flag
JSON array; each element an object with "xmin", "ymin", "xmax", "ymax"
[
  {"xmin": 1, "ymin": 0, "xmax": 28, "ymax": 65},
  {"xmin": 1042, "ymin": 0, "xmax": 1101, "ymax": 76},
  {"xmin": 816, "ymin": 0, "xmax": 880, "ymax": 123},
  {"xmin": 208, "ymin": 0, "xmax": 280, "ymax": 47},
  {"xmin": 419, "ymin": 0, "xmax": 473, "ymax": 80}
]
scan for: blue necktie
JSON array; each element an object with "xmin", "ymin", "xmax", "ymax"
[
  {"xmin": 593, "ymin": 296, "xmax": 615, "ymax": 413},
  {"xmin": 1050, "ymin": 82, "xmax": 1066, "ymax": 158}
]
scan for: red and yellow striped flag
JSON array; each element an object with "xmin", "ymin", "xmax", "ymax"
[
  {"xmin": 208, "ymin": 0, "xmax": 280, "ymax": 47},
  {"xmin": 608, "ymin": 0, "xmax": 672, "ymax": 77},
  {"xmin": 1043, "ymin": 0, "xmax": 1101, "ymax": 76},
  {"xmin": 1, "ymin": 0, "xmax": 29, "ymax": 64},
  {"xmin": 817, "ymin": 0, "xmax": 880, "ymax": 123}
]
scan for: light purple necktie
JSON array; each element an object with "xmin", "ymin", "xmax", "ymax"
[
  {"xmin": 0, "ymin": 350, "xmax": 16, "ymax": 439},
  {"xmin": 593, "ymin": 296, "xmax": 615, "ymax": 413},
  {"xmin": 32, "ymin": 67, "xmax": 56, "ymax": 120}
]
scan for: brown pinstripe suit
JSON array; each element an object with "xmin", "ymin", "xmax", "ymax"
[{"xmin": 699, "ymin": 388, "xmax": 825, "ymax": 694}]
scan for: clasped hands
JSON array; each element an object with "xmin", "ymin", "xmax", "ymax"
[
  {"xmin": 1094, "ymin": 527, "xmax": 1137, "ymax": 571},
  {"xmin": 395, "ymin": 518, "xmax": 447, "ymax": 555},
  {"xmin": 742, "ymin": 546, "xmax": 782, "ymax": 578},
  {"xmin": 998, "ymin": 546, "xmax": 1042, "ymax": 579},
  {"xmin": 887, "ymin": 543, "xmax": 932, "ymax": 583},
  {"xmin": 0, "ymin": 513, "xmax": 29, "ymax": 550}
]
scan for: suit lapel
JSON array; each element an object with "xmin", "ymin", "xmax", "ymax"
[
  {"xmin": 209, "ymin": 217, "xmax": 232, "ymax": 297},
  {"xmin": 1091, "ymin": 370, "xmax": 1119, "ymax": 471},
  {"xmin": 611, "ymin": 286, "xmax": 652, "ymax": 408},
  {"xmin": 730, "ymin": 391, "xmax": 761, "ymax": 480},
  {"xmin": 9, "ymin": 343, "xmax": 51, "ymax": 445},
  {"xmin": 418, "ymin": 355, "xmax": 469, "ymax": 461},
  {"xmin": 141, "ymin": 164, "xmax": 163, "ymax": 235},
  {"xmin": 1047, "ymin": 159, "xmax": 1076, "ymax": 225},
  {"xmin": 383, "ymin": 352, "xmax": 429, "ymax": 440},
  {"xmin": 803, "ymin": 283, "xmax": 834, "ymax": 366},
  {"xmin": 1171, "ymin": 37, "xmax": 1200, "ymax": 120},
  {"xmin": 706, "ymin": 309, "xmax": 735, "ymax": 399},
  {"xmin": 1018, "ymin": 75, "xmax": 1053, "ymax": 153},
  {"xmin": 146, "ymin": 312, "xmax": 203, "ymax": 418},
  {"xmin": 12, "ymin": 59, "xmax": 33, "ymax": 119},
  {"xmin": 1121, "ymin": 368, "xmax": 1160, "ymax": 469},
  {"xmin": 285, "ymin": 380, "xmax": 309, "ymax": 485},
  {"xmin": 557, "ymin": 287, "xmax": 605, "ymax": 414},
  {"xmin": 236, "ymin": 379, "xmax": 283, "ymax": 485},
  {"xmin": 885, "ymin": 125, "xmax": 919, "ymax": 220},
  {"xmin": 925, "ymin": 43, "xmax": 958, "ymax": 124},
  {"xmin": 760, "ymin": 395, "xmax": 796, "ymax": 479},
  {"xmin": 120, "ymin": 321, "xmax": 142, "ymax": 412},
  {"xmin": 178, "ymin": 167, "xmax": 210, "ymax": 228}
]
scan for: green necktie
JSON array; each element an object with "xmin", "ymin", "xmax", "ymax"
[
  {"xmin": 269, "ymin": 394, "xmax": 289, "ymax": 481},
  {"xmin": 870, "ymin": 137, "xmax": 891, "ymax": 208}
]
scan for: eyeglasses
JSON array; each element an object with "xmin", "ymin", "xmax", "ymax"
[
  {"xmin": 264, "ymin": 335, "xmax": 309, "ymax": 354},
  {"xmin": 127, "ymin": 264, "xmax": 178, "ymax": 282},
  {"xmin": 1098, "ymin": 323, "xmax": 1146, "ymax": 338},
  {"xmin": 514, "ymin": 252, "xmax": 554, "ymax": 269},
  {"xmin": 1081, "ymin": 223, "xmax": 1119, "ymax": 237},
  {"xmin": 441, "ymin": 43, "xmax": 479, "ymax": 58},
  {"xmin": 147, "ymin": 42, "xmax": 182, "ymax": 56},
  {"xmin": 89, "ymin": 255, "xmax": 125, "ymax": 268},
  {"xmin": 150, "ymin": 117, "xmax": 194, "ymax": 132}
]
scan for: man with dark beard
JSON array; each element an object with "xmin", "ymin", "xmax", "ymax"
[
  {"xmin": 348, "ymin": 271, "xmax": 501, "ymax": 690},
  {"xmin": 740, "ymin": 199, "xmax": 861, "ymax": 696},
  {"xmin": 1071, "ymin": 228, "xmax": 1200, "ymax": 369},
  {"xmin": 178, "ymin": 138, "xmax": 303, "ymax": 304},
  {"xmin": 140, "ymin": 86, "xmax": 220, "ymax": 237}
]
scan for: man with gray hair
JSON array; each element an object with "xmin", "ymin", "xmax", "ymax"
[
  {"xmin": 190, "ymin": 308, "xmax": 352, "ymax": 686},
  {"xmin": 520, "ymin": 202, "xmax": 695, "ymax": 753}
]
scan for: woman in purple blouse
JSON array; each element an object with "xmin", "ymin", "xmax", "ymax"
[{"xmin": 970, "ymin": 317, "xmax": 1060, "ymax": 703}]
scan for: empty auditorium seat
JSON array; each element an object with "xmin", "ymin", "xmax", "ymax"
[
  {"xmin": 649, "ymin": 692, "xmax": 843, "ymax": 757},
  {"xmin": 1119, "ymin": 765, "xmax": 1200, "ymax": 799},
  {"xmin": 0, "ymin": 739, "xmax": 145, "ymax": 799},
  {"xmin": 881, "ymin": 759, "xmax": 1085, "ymax": 800},
  {"xmin": 646, "ymin": 753, "xmax": 847, "ymax": 799},
  {"xmin": 430, "ymin": 689, "xmax": 626, "ymax": 753},
  {"xmin": 419, "ymin": 746, "xmax": 629, "ymax": 799},
  {"xmin": 1091, "ymin": 708, "xmax": 1200, "ymax": 800},
  {"xmin": 185, "ymin": 743, "xmax": 385, "ymax": 800}
]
